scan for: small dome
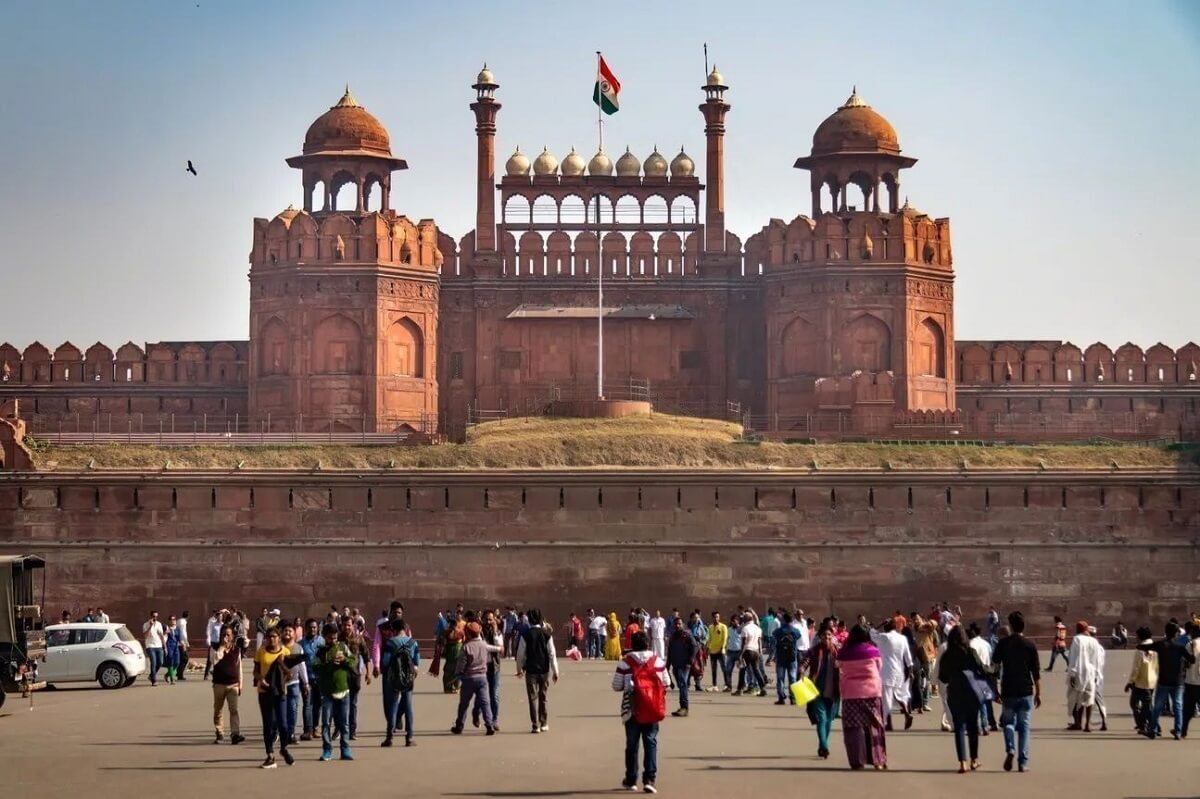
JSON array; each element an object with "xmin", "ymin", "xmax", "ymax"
[
  {"xmin": 706, "ymin": 65, "xmax": 725, "ymax": 87},
  {"xmin": 476, "ymin": 63, "xmax": 495, "ymax": 85},
  {"xmin": 670, "ymin": 147, "xmax": 695, "ymax": 177},
  {"xmin": 505, "ymin": 146, "xmax": 530, "ymax": 176},
  {"xmin": 561, "ymin": 147, "xmax": 586, "ymax": 176},
  {"xmin": 533, "ymin": 146, "xmax": 558, "ymax": 176},
  {"xmin": 588, "ymin": 149, "xmax": 613, "ymax": 176},
  {"xmin": 615, "ymin": 146, "xmax": 640, "ymax": 177},
  {"xmin": 277, "ymin": 204, "xmax": 299, "ymax": 222},
  {"xmin": 643, "ymin": 147, "xmax": 668, "ymax": 178},
  {"xmin": 303, "ymin": 86, "xmax": 391, "ymax": 156},
  {"xmin": 811, "ymin": 86, "xmax": 900, "ymax": 156}
]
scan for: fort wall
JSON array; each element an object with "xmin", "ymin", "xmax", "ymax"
[{"xmin": 1, "ymin": 469, "xmax": 1195, "ymax": 634}]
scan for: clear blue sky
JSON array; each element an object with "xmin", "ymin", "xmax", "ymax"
[{"xmin": 1, "ymin": 1, "xmax": 1198, "ymax": 351}]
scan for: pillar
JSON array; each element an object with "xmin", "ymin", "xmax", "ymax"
[
  {"xmin": 700, "ymin": 90, "xmax": 731, "ymax": 253},
  {"xmin": 471, "ymin": 74, "xmax": 501, "ymax": 252}
]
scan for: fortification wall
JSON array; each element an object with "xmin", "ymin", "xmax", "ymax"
[{"xmin": 1, "ymin": 469, "xmax": 1196, "ymax": 635}]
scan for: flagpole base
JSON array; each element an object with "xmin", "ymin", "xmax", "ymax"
[{"xmin": 545, "ymin": 399, "xmax": 652, "ymax": 419}]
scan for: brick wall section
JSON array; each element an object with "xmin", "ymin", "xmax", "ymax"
[{"xmin": 0, "ymin": 470, "xmax": 1196, "ymax": 638}]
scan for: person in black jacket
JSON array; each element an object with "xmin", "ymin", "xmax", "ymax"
[
  {"xmin": 515, "ymin": 608, "xmax": 559, "ymax": 733},
  {"xmin": 666, "ymin": 617, "xmax": 699, "ymax": 717},
  {"xmin": 1149, "ymin": 621, "xmax": 1197, "ymax": 739},
  {"xmin": 935, "ymin": 625, "xmax": 989, "ymax": 773}
]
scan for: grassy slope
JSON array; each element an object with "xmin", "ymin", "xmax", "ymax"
[{"xmin": 25, "ymin": 415, "xmax": 1194, "ymax": 472}]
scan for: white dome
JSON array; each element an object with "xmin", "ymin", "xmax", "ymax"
[
  {"xmin": 670, "ymin": 147, "xmax": 695, "ymax": 177},
  {"xmin": 643, "ymin": 147, "xmax": 668, "ymax": 178},
  {"xmin": 532, "ymin": 146, "xmax": 558, "ymax": 176},
  {"xmin": 561, "ymin": 147, "xmax": 586, "ymax": 176},
  {"xmin": 505, "ymin": 146, "xmax": 530, "ymax": 176},
  {"xmin": 615, "ymin": 146, "xmax": 640, "ymax": 177},
  {"xmin": 588, "ymin": 149, "xmax": 613, "ymax": 176}
]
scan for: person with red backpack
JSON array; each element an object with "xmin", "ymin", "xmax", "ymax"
[{"xmin": 612, "ymin": 630, "xmax": 669, "ymax": 793}]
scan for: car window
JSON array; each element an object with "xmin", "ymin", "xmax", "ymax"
[
  {"xmin": 115, "ymin": 626, "xmax": 136, "ymax": 643},
  {"xmin": 76, "ymin": 629, "xmax": 107, "ymax": 645},
  {"xmin": 47, "ymin": 630, "xmax": 70, "ymax": 647}
]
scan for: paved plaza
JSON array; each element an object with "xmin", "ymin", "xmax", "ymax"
[{"xmin": 0, "ymin": 651, "xmax": 1195, "ymax": 797}]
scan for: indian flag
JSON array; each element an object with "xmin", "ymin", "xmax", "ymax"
[{"xmin": 592, "ymin": 56, "xmax": 620, "ymax": 115}]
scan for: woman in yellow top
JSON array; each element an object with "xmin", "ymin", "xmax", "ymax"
[
  {"xmin": 604, "ymin": 612, "xmax": 622, "ymax": 660},
  {"xmin": 252, "ymin": 627, "xmax": 303, "ymax": 768}
]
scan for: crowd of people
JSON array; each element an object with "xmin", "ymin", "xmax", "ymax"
[{"xmin": 79, "ymin": 600, "xmax": 1199, "ymax": 789}]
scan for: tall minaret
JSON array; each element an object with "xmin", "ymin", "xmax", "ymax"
[
  {"xmin": 699, "ymin": 65, "xmax": 730, "ymax": 253},
  {"xmin": 470, "ymin": 64, "xmax": 500, "ymax": 252}
]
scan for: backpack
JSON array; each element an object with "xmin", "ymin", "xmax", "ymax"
[
  {"xmin": 387, "ymin": 639, "xmax": 416, "ymax": 692},
  {"xmin": 626, "ymin": 655, "xmax": 666, "ymax": 725},
  {"xmin": 776, "ymin": 629, "xmax": 797, "ymax": 664}
]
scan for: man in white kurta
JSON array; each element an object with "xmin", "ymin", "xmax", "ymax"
[
  {"xmin": 870, "ymin": 621, "xmax": 914, "ymax": 729},
  {"xmin": 647, "ymin": 611, "xmax": 667, "ymax": 659},
  {"xmin": 1066, "ymin": 622, "xmax": 1106, "ymax": 731}
]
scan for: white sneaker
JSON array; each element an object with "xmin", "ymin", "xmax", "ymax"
[
  {"xmin": 539, "ymin": 724, "xmax": 549, "ymax": 732},
  {"xmin": 643, "ymin": 785, "xmax": 657, "ymax": 794}
]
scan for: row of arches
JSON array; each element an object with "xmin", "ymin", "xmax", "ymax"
[
  {"xmin": 301, "ymin": 170, "xmax": 391, "ymax": 214},
  {"xmin": 255, "ymin": 314, "xmax": 425, "ymax": 379},
  {"xmin": 957, "ymin": 341, "xmax": 1200, "ymax": 385},
  {"xmin": 0, "ymin": 341, "xmax": 245, "ymax": 385},
  {"xmin": 499, "ymin": 229, "xmax": 706, "ymax": 278},
  {"xmin": 501, "ymin": 193, "xmax": 699, "ymax": 226},
  {"xmin": 777, "ymin": 316, "xmax": 947, "ymax": 379}
]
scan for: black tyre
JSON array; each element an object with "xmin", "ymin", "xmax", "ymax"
[
  {"xmin": 97, "ymin": 662, "xmax": 126, "ymax": 690},
  {"xmin": 122, "ymin": 676, "xmax": 137, "ymax": 688}
]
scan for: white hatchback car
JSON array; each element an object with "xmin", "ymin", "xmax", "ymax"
[{"xmin": 41, "ymin": 623, "xmax": 147, "ymax": 689}]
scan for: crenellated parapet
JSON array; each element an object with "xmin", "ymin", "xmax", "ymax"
[
  {"xmin": 956, "ymin": 340, "xmax": 1200, "ymax": 385},
  {"xmin": 0, "ymin": 340, "xmax": 248, "ymax": 386},
  {"xmin": 251, "ymin": 208, "xmax": 441, "ymax": 271}
]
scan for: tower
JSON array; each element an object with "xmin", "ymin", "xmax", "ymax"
[
  {"xmin": 470, "ymin": 65, "xmax": 501, "ymax": 253},
  {"xmin": 699, "ymin": 66, "xmax": 730, "ymax": 253},
  {"xmin": 757, "ymin": 88, "xmax": 954, "ymax": 421},
  {"xmin": 248, "ymin": 88, "xmax": 441, "ymax": 433}
]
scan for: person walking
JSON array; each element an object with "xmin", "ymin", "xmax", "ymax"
[
  {"xmin": 142, "ymin": 610, "xmax": 165, "ymax": 687},
  {"xmin": 253, "ymin": 626, "xmax": 304, "ymax": 768},
  {"xmin": 936, "ymin": 626, "xmax": 989, "ymax": 773},
  {"xmin": 516, "ymin": 608, "xmax": 559, "ymax": 733},
  {"xmin": 381, "ymin": 619, "xmax": 420, "ymax": 747},
  {"xmin": 588, "ymin": 610, "xmax": 607, "ymax": 660},
  {"xmin": 163, "ymin": 614, "xmax": 184, "ymax": 685},
  {"xmin": 1183, "ymin": 621, "xmax": 1200, "ymax": 738},
  {"xmin": 298, "ymin": 619, "xmax": 324, "ymax": 741},
  {"xmin": 438, "ymin": 611, "xmax": 465, "ymax": 694},
  {"xmin": 992, "ymin": 610, "xmax": 1041, "ymax": 772},
  {"xmin": 1065, "ymin": 620, "xmax": 1104, "ymax": 732},
  {"xmin": 338, "ymin": 615, "xmax": 371, "ymax": 740},
  {"xmin": 870, "ymin": 618, "xmax": 914, "ymax": 730},
  {"xmin": 707, "ymin": 611, "xmax": 729, "ymax": 692},
  {"xmin": 1046, "ymin": 616, "xmax": 1068, "ymax": 671},
  {"xmin": 605, "ymin": 612, "xmax": 623, "ymax": 660},
  {"xmin": 210, "ymin": 624, "xmax": 245, "ymax": 745},
  {"xmin": 687, "ymin": 610, "xmax": 708, "ymax": 693},
  {"xmin": 613, "ymin": 630, "xmax": 668, "ymax": 793},
  {"xmin": 1148, "ymin": 620, "xmax": 1196, "ymax": 739},
  {"xmin": 967, "ymin": 623, "xmax": 998, "ymax": 733},
  {"xmin": 801, "ymin": 620, "xmax": 840, "ymax": 759},
  {"xmin": 373, "ymin": 601, "xmax": 405, "ymax": 739},
  {"xmin": 177, "ymin": 611, "xmax": 191, "ymax": 680},
  {"xmin": 1125, "ymin": 626, "xmax": 1158, "ymax": 735},
  {"xmin": 316, "ymin": 622, "xmax": 354, "ymax": 761},
  {"xmin": 912, "ymin": 613, "xmax": 939, "ymax": 712},
  {"xmin": 725, "ymin": 613, "xmax": 743, "ymax": 694},
  {"xmin": 474, "ymin": 609, "xmax": 503, "ymax": 731},
  {"xmin": 280, "ymin": 623, "xmax": 309, "ymax": 745},
  {"xmin": 772, "ymin": 612, "xmax": 802, "ymax": 705},
  {"xmin": 738, "ymin": 612, "xmax": 767, "ymax": 697},
  {"xmin": 204, "ymin": 609, "xmax": 223, "ymax": 681},
  {"xmin": 666, "ymin": 616, "xmax": 699, "ymax": 717},
  {"xmin": 836, "ymin": 624, "xmax": 887, "ymax": 770},
  {"xmin": 647, "ymin": 610, "xmax": 667, "ymax": 661},
  {"xmin": 451, "ymin": 621, "xmax": 496, "ymax": 735}
]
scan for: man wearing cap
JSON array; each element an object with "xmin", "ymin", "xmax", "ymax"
[{"xmin": 1066, "ymin": 620, "xmax": 1104, "ymax": 732}]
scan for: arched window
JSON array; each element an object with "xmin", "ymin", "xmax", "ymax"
[
  {"xmin": 914, "ymin": 318, "xmax": 946, "ymax": 377},
  {"xmin": 387, "ymin": 318, "xmax": 424, "ymax": 378},
  {"xmin": 614, "ymin": 195, "xmax": 640, "ymax": 224},
  {"xmin": 503, "ymin": 194, "xmax": 531, "ymax": 225}
]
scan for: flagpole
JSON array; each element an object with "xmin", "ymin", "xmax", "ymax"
[{"xmin": 596, "ymin": 49, "xmax": 605, "ymax": 400}]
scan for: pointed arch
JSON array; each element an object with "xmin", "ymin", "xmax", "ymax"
[
  {"xmin": 781, "ymin": 317, "xmax": 820, "ymax": 377},
  {"xmin": 913, "ymin": 318, "xmax": 946, "ymax": 378},
  {"xmin": 386, "ymin": 316, "xmax": 424, "ymax": 378},
  {"xmin": 839, "ymin": 314, "xmax": 891, "ymax": 373},
  {"xmin": 312, "ymin": 313, "xmax": 363, "ymax": 374},
  {"xmin": 258, "ymin": 317, "xmax": 289, "ymax": 376}
]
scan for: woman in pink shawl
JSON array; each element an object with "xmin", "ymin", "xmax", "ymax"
[{"xmin": 836, "ymin": 624, "xmax": 887, "ymax": 769}]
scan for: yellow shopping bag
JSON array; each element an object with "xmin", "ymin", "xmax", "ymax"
[{"xmin": 789, "ymin": 676, "xmax": 820, "ymax": 706}]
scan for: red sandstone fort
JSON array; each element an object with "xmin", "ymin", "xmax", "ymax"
[{"xmin": 0, "ymin": 69, "xmax": 1196, "ymax": 441}]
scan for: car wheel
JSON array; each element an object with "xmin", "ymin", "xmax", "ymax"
[
  {"xmin": 122, "ymin": 676, "xmax": 137, "ymax": 688},
  {"xmin": 97, "ymin": 662, "xmax": 126, "ymax": 689}
]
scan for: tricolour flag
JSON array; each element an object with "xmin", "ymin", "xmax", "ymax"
[{"xmin": 592, "ymin": 56, "xmax": 620, "ymax": 115}]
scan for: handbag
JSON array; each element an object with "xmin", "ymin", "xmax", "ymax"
[
  {"xmin": 789, "ymin": 676, "xmax": 820, "ymax": 706},
  {"xmin": 962, "ymin": 668, "xmax": 994, "ymax": 704}
]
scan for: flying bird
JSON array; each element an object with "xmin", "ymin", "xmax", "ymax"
[{"xmin": 186, "ymin": 160, "xmax": 197, "ymax": 176}]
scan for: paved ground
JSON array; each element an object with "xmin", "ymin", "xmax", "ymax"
[{"xmin": 0, "ymin": 651, "xmax": 1196, "ymax": 797}]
